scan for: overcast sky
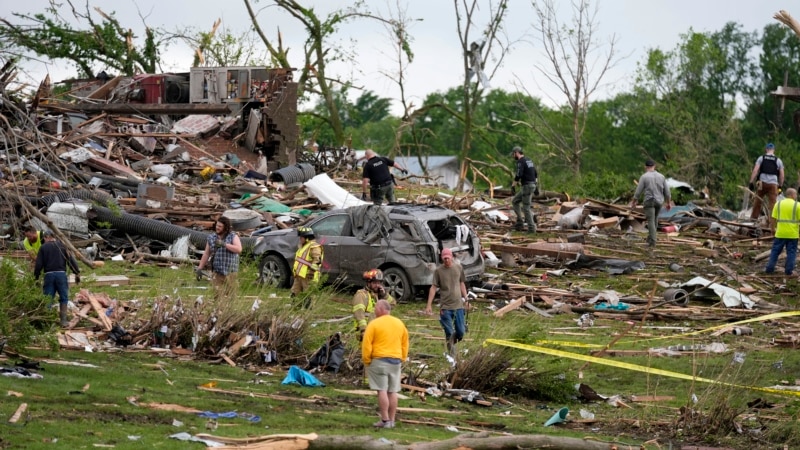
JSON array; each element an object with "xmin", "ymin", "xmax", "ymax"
[{"xmin": 2, "ymin": 1, "xmax": 794, "ymax": 113}]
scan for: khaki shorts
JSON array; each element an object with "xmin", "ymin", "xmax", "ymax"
[{"xmin": 366, "ymin": 359, "xmax": 402, "ymax": 392}]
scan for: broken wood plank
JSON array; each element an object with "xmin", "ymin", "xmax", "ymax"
[
  {"xmin": 8, "ymin": 403, "xmax": 27, "ymax": 423},
  {"xmin": 523, "ymin": 302, "xmax": 553, "ymax": 317},
  {"xmin": 86, "ymin": 293, "xmax": 113, "ymax": 331},
  {"xmin": 630, "ymin": 395, "xmax": 676, "ymax": 402},
  {"xmin": 494, "ymin": 296, "xmax": 525, "ymax": 318},
  {"xmin": 45, "ymin": 102, "xmax": 231, "ymax": 115}
]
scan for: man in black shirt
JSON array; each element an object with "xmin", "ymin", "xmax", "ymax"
[
  {"xmin": 34, "ymin": 231, "xmax": 81, "ymax": 326},
  {"xmin": 361, "ymin": 149, "xmax": 408, "ymax": 205},
  {"xmin": 510, "ymin": 146, "xmax": 539, "ymax": 233}
]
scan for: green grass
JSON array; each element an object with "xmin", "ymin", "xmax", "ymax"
[{"xmin": 2, "ymin": 223, "xmax": 800, "ymax": 449}]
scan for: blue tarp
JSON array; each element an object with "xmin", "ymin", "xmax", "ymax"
[
  {"xmin": 281, "ymin": 365, "xmax": 325, "ymax": 387},
  {"xmin": 197, "ymin": 410, "xmax": 261, "ymax": 423}
]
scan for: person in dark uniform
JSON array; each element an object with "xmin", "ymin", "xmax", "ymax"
[
  {"xmin": 748, "ymin": 143, "xmax": 785, "ymax": 220},
  {"xmin": 510, "ymin": 146, "xmax": 539, "ymax": 233},
  {"xmin": 361, "ymin": 149, "xmax": 408, "ymax": 205},
  {"xmin": 34, "ymin": 231, "xmax": 81, "ymax": 327}
]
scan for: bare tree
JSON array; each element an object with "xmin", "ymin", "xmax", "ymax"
[
  {"xmin": 453, "ymin": 0, "xmax": 512, "ymax": 191},
  {"xmin": 526, "ymin": 0, "xmax": 620, "ymax": 175},
  {"xmin": 244, "ymin": 0, "xmax": 412, "ymax": 147},
  {"xmin": 372, "ymin": 0, "xmax": 431, "ymax": 168}
]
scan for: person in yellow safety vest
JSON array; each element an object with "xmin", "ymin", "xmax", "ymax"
[
  {"xmin": 764, "ymin": 188, "xmax": 800, "ymax": 276},
  {"xmin": 291, "ymin": 227, "xmax": 324, "ymax": 299},
  {"xmin": 23, "ymin": 226, "xmax": 44, "ymax": 262},
  {"xmin": 353, "ymin": 269, "xmax": 396, "ymax": 340}
]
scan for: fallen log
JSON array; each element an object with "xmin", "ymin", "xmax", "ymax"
[{"xmin": 195, "ymin": 432, "xmax": 640, "ymax": 450}]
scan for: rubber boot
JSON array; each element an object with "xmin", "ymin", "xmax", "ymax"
[
  {"xmin": 446, "ymin": 335, "xmax": 457, "ymax": 358},
  {"xmin": 59, "ymin": 303, "xmax": 69, "ymax": 327}
]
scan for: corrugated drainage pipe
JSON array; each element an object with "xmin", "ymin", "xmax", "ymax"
[
  {"xmin": 91, "ymin": 205, "xmax": 259, "ymax": 252},
  {"xmin": 38, "ymin": 190, "xmax": 259, "ymax": 252},
  {"xmin": 269, "ymin": 163, "xmax": 316, "ymax": 184},
  {"xmin": 38, "ymin": 189, "xmax": 117, "ymax": 208}
]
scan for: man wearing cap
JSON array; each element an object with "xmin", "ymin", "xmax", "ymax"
[
  {"xmin": 362, "ymin": 149, "xmax": 408, "ymax": 205},
  {"xmin": 425, "ymin": 248, "xmax": 468, "ymax": 357},
  {"xmin": 749, "ymin": 143, "xmax": 784, "ymax": 220},
  {"xmin": 34, "ymin": 231, "xmax": 81, "ymax": 327},
  {"xmin": 630, "ymin": 159, "xmax": 672, "ymax": 248},
  {"xmin": 510, "ymin": 146, "xmax": 539, "ymax": 233}
]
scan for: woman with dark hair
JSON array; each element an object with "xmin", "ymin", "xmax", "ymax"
[{"xmin": 198, "ymin": 216, "xmax": 242, "ymax": 303}]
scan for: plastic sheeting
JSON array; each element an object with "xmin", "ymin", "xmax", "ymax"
[
  {"xmin": 681, "ymin": 276, "xmax": 755, "ymax": 309},
  {"xmin": 568, "ymin": 254, "xmax": 645, "ymax": 275},
  {"xmin": 281, "ymin": 365, "xmax": 325, "ymax": 387},
  {"xmin": 303, "ymin": 173, "xmax": 369, "ymax": 210}
]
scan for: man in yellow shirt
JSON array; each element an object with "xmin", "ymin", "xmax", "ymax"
[
  {"xmin": 765, "ymin": 188, "xmax": 800, "ymax": 276},
  {"xmin": 362, "ymin": 300, "xmax": 408, "ymax": 429}
]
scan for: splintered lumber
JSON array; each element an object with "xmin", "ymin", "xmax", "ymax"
[
  {"xmin": 71, "ymin": 274, "xmax": 130, "ymax": 286},
  {"xmin": 46, "ymin": 102, "xmax": 231, "ymax": 115},
  {"xmin": 194, "ymin": 433, "xmax": 317, "ymax": 450},
  {"xmin": 8, "ymin": 403, "xmax": 27, "ymax": 423},
  {"xmin": 494, "ymin": 296, "xmax": 525, "ymax": 317},
  {"xmin": 630, "ymin": 395, "xmax": 675, "ymax": 402},
  {"xmin": 87, "ymin": 293, "xmax": 113, "ymax": 331},
  {"xmin": 67, "ymin": 304, "xmax": 92, "ymax": 329},
  {"xmin": 221, "ymin": 354, "xmax": 237, "ymax": 367},
  {"xmin": 589, "ymin": 216, "xmax": 620, "ymax": 229},
  {"xmin": 139, "ymin": 402, "xmax": 202, "ymax": 413},
  {"xmin": 491, "ymin": 242, "xmax": 582, "ymax": 261}
]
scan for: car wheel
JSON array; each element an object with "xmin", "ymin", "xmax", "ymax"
[
  {"xmin": 383, "ymin": 267, "xmax": 412, "ymax": 302},
  {"xmin": 259, "ymin": 254, "xmax": 290, "ymax": 288}
]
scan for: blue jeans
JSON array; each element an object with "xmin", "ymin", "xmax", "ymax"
[
  {"xmin": 43, "ymin": 271, "xmax": 70, "ymax": 305},
  {"xmin": 765, "ymin": 238, "xmax": 798, "ymax": 275},
  {"xmin": 439, "ymin": 308, "xmax": 466, "ymax": 343}
]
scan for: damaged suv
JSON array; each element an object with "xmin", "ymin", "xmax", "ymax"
[{"xmin": 253, "ymin": 204, "xmax": 484, "ymax": 302}]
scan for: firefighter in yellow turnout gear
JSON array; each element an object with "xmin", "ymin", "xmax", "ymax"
[
  {"xmin": 353, "ymin": 269, "xmax": 397, "ymax": 340},
  {"xmin": 291, "ymin": 227, "xmax": 324, "ymax": 304}
]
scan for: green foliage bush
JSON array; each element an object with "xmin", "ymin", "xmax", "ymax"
[
  {"xmin": 0, "ymin": 259, "xmax": 58, "ymax": 350},
  {"xmin": 554, "ymin": 171, "xmax": 635, "ymax": 202}
]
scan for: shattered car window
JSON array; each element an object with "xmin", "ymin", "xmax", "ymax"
[{"xmin": 312, "ymin": 214, "xmax": 349, "ymax": 237}]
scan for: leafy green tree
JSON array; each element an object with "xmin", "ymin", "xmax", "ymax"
[
  {"xmin": 631, "ymin": 24, "xmax": 759, "ymax": 208},
  {"xmin": 0, "ymin": 1, "xmax": 159, "ymax": 77},
  {"xmin": 743, "ymin": 24, "xmax": 800, "ymax": 146}
]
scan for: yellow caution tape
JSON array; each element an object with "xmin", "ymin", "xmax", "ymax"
[
  {"xmin": 485, "ymin": 338, "xmax": 800, "ymax": 398},
  {"xmin": 618, "ymin": 310, "xmax": 800, "ymax": 345},
  {"xmin": 537, "ymin": 311, "xmax": 800, "ymax": 348},
  {"xmin": 535, "ymin": 339, "xmax": 603, "ymax": 349}
]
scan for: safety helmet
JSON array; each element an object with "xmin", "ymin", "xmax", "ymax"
[
  {"xmin": 297, "ymin": 226, "xmax": 315, "ymax": 239},
  {"xmin": 363, "ymin": 268, "xmax": 384, "ymax": 282}
]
